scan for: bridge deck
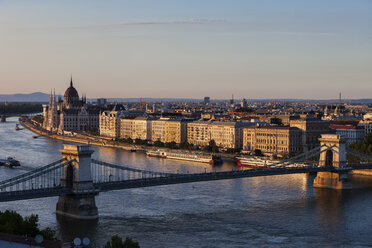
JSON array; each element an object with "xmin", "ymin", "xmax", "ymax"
[
  {"xmin": 94, "ymin": 166, "xmax": 340, "ymax": 192},
  {"xmin": 1, "ymin": 164, "xmax": 372, "ymax": 202}
]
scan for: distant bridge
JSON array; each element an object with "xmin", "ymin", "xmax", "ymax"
[
  {"xmin": 1, "ymin": 114, "xmax": 38, "ymax": 122},
  {"xmin": 0, "ymin": 134, "xmax": 371, "ymax": 219}
]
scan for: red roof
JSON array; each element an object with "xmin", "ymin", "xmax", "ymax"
[{"xmin": 329, "ymin": 124, "xmax": 364, "ymax": 130}]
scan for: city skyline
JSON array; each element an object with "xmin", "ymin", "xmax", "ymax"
[{"xmin": 1, "ymin": 0, "xmax": 371, "ymax": 99}]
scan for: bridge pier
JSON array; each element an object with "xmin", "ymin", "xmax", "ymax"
[
  {"xmin": 313, "ymin": 134, "xmax": 352, "ymax": 190},
  {"xmin": 1, "ymin": 115, "xmax": 6, "ymax": 122},
  {"xmin": 56, "ymin": 144, "xmax": 98, "ymax": 219},
  {"xmin": 313, "ymin": 171, "xmax": 352, "ymax": 190}
]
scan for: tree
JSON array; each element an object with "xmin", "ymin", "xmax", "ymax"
[
  {"xmin": 253, "ymin": 149, "xmax": 263, "ymax": 156},
  {"xmin": 179, "ymin": 141, "xmax": 192, "ymax": 150},
  {"xmin": 347, "ymin": 133, "xmax": 372, "ymax": 163},
  {"xmin": 154, "ymin": 140, "xmax": 165, "ymax": 147},
  {"xmin": 0, "ymin": 210, "xmax": 57, "ymax": 241},
  {"xmin": 135, "ymin": 138, "xmax": 148, "ymax": 145},
  {"xmin": 205, "ymin": 140, "xmax": 218, "ymax": 153},
  {"xmin": 104, "ymin": 235, "xmax": 140, "ymax": 248},
  {"xmin": 165, "ymin": 141, "xmax": 178, "ymax": 149}
]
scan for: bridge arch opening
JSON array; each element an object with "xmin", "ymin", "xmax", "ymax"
[
  {"xmin": 66, "ymin": 164, "xmax": 74, "ymax": 188},
  {"xmin": 325, "ymin": 150, "xmax": 333, "ymax": 167}
]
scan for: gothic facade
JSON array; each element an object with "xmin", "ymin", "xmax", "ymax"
[{"xmin": 43, "ymin": 78, "xmax": 100, "ymax": 133}]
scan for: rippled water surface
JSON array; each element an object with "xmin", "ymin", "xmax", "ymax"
[{"xmin": 1, "ymin": 118, "xmax": 372, "ymax": 247}]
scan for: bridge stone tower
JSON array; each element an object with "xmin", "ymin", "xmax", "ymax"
[
  {"xmin": 313, "ymin": 134, "xmax": 351, "ymax": 189},
  {"xmin": 56, "ymin": 144, "xmax": 98, "ymax": 219}
]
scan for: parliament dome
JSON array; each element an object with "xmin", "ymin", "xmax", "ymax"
[{"xmin": 63, "ymin": 78, "xmax": 79, "ymax": 104}]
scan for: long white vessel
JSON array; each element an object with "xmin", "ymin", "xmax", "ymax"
[
  {"xmin": 235, "ymin": 156, "xmax": 310, "ymax": 168},
  {"xmin": 146, "ymin": 150, "xmax": 222, "ymax": 165},
  {"xmin": 235, "ymin": 156, "xmax": 281, "ymax": 168}
]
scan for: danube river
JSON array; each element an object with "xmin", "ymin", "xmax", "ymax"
[{"xmin": 1, "ymin": 118, "xmax": 372, "ymax": 247}]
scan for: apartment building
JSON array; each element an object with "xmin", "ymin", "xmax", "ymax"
[
  {"xmin": 151, "ymin": 118, "xmax": 169, "ymax": 143},
  {"xmin": 187, "ymin": 121, "xmax": 252, "ymax": 148},
  {"xmin": 187, "ymin": 120, "xmax": 212, "ymax": 146},
  {"xmin": 243, "ymin": 126, "xmax": 302, "ymax": 155},
  {"xmin": 165, "ymin": 120, "xmax": 188, "ymax": 144},
  {"xmin": 289, "ymin": 118, "xmax": 331, "ymax": 152},
  {"xmin": 99, "ymin": 104, "xmax": 125, "ymax": 138}
]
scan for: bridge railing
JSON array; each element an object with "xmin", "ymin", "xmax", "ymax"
[
  {"xmin": 91, "ymin": 159, "xmax": 175, "ymax": 184},
  {"xmin": 0, "ymin": 159, "xmax": 68, "ymax": 193}
]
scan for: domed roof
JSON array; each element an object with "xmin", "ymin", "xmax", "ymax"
[{"xmin": 64, "ymin": 78, "xmax": 79, "ymax": 101}]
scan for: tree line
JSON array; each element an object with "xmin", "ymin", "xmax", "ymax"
[{"xmin": 0, "ymin": 103, "xmax": 42, "ymax": 114}]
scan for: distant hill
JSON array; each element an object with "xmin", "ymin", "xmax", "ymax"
[{"xmin": 0, "ymin": 92, "xmax": 53, "ymax": 102}]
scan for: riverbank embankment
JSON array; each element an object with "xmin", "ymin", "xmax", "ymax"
[{"xmin": 20, "ymin": 119, "xmax": 237, "ymax": 161}]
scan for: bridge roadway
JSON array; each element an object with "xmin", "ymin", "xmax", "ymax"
[{"xmin": 3, "ymin": 164, "xmax": 372, "ymax": 203}]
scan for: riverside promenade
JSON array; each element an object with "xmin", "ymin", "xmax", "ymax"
[
  {"xmin": 20, "ymin": 119, "xmax": 141, "ymax": 151},
  {"xmin": 19, "ymin": 118, "xmax": 237, "ymax": 161}
]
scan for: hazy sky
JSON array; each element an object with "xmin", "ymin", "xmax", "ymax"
[{"xmin": 0, "ymin": 0, "xmax": 371, "ymax": 99}]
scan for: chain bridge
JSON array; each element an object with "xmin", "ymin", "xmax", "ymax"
[{"xmin": 1, "ymin": 134, "xmax": 372, "ymax": 219}]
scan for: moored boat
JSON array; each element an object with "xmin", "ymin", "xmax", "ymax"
[
  {"xmin": 0, "ymin": 157, "xmax": 21, "ymax": 168},
  {"xmin": 146, "ymin": 150, "xmax": 222, "ymax": 165},
  {"xmin": 235, "ymin": 156, "xmax": 280, "ymax": 168},
  {"xmin": 235, "ymin": 156, "xmax": 309, "ymax": 168},
  {"xmin": 15, "ymin": 124, "xmax": 23, "ymax": 131}
]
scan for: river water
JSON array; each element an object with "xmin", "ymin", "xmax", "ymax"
[{"xmin": 1, "ymin": 118, "xmax": 372, "ymax": 247}]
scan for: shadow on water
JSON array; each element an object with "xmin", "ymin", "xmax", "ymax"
[
  {"xmin": 313, "ymin": 176, "xmax": 372, "ymax": 233},
  {"xmin": 56, "ymin": 214, "xmax": 98, "ymax": 244}
]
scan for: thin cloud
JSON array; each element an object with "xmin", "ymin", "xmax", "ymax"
[{"xmin": 56, "ymin": 19, "xmax": 226, "ymax": 30}]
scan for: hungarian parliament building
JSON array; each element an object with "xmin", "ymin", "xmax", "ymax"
[{"xmin": 43, "ymin": 78, "xmax": 100, "ymax": 133}]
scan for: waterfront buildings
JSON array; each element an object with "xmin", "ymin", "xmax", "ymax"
[
  {"xmin": 187, "ymin": 120, "xmax": 211, "ymax": 147},
  {"xmin": 330, "ymin": 122, "xmax": 365, "ymax": 145},
  {"xmin": 359, "ymin": 120, "xmax": 372, "ymax": 134},
  {"xmin": 99, "ymin": 104, "xmax": 125, "ymax": 138},
  {"xmin": 289, "ymin": 118, "xmax": 331, "ymax": 152},
  {"xmin": 165, "ymin": 119, "xmax": 189, "ymax": 144},
  {"xmin": 243, "ymin": 126, "xmax": 302, "ymax": 155},
  {"xmin": 120, "ymin": 116, "xmax": 152, "ymax": 140},
  {"xmin": 43, "ymin": 79, "xmax": 100, "ymax": 133},
  {"xmin": 151, "ymin": 118, "xmax": 169, "ymax": 143},
  {"xmin": 187, "ymin": 120, "xmax": 252, "ymax": 148}
]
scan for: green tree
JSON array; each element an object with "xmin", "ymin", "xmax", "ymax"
[
  {"xmin": 0, "ymin": 103, "xmax": 42, "ymax": 115},
  {"xmin": 104, "ymin": 235, "xmax": 140, "ymax": 248},
  {"xmin": 347, "ymin": 133, "xmax": 372, "ymax": 163},
  {"xmin": 154, "ymin": 140, "xmax": 165, "ymax": 147},
  {"xmin": 165, "ymin": 141, "xmax": 178, "ymax": 149},
  {"xmin": 179, "ymin": 141, "xmax": 192, "ymax": 150},
  {"xmin": 0, "ymin": 210, "xmax": 57, "ymax": 241},
  {"xmin": 135, "ymin": 138, "xmax": 148, "ymax": 145},
  {"xmin": 205, "ymin": 140, "xmax": 218, "ymax": 153}
]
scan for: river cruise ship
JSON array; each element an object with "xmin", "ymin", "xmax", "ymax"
[
  {"xmin": 146, "ymin": 150, "xmax": 222, "ymax": 165},
  {"xmin": 235, "ymin": 156, "xmax": 281, "ymax": 168},
  {"xmin": 235, "ymin": 156, "xmax": 310, "ymax": 168}
]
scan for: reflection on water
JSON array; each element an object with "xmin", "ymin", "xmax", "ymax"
[
  {"xmin": 2, "ymin": 118, "xmax": 372, "ymax": 247},
  {"xmin": 314, "ymin": 188, "xmax": 343, "ymax": 230}
]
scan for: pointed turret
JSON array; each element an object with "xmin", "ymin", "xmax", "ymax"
[{"xmin": 70, "ymin": 76, "xmax": 73, "ymax": 87}]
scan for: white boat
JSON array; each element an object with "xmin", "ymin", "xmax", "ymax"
[
  {"xmin": 146, "ymin": 150, "xmax": 167, "ymax": 158},
  {"xmin": 235, "ymin": 156, "xmax": 281, "ymax": 168},
  {"xmin": 146, "ymin": 150, "xmax": 222, "ymax": 165},
  {"xmin": 235, "ymin": 156, "xmax": 309, "ymax": 168}
]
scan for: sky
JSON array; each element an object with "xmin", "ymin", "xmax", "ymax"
[{"xmin": 0, "ymin": 0, "xmax": 371, "ymax": 99}]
